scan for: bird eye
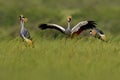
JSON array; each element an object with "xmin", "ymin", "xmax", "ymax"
[{"xmin": 89, "ymin": 30, "xmax": 92, "ymax": 32}]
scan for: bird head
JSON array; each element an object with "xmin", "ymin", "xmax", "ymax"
[
  {"xmin": 89, "ymin": 29, "xmax": 97, "ymax": 36},
  {"xmin": 67, "ymin": 16, "xmax": 72, "ymax": 22},
  {"xmin": 19, "ymin": 14, "xmax": 28, "ymax": 22}
]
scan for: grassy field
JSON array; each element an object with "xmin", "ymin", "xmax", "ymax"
[
  {"xmin": 0, "ymin": 0, "xmax": 120, "ymax": 80},
  {"xmin": 0, "ymin": 36, "xmax": 120, "ymax": 80}
]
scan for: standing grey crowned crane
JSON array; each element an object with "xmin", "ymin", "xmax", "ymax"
[
  {"xmin": 19, "ymin": 15, "xmax": 33, "ymax": 45},
  {"xmin": 38, "ymin": 16, "xmax": 96, "ymax": 37}
]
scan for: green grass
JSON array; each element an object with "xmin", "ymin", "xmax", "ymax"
[
  {"xmin": 0, "ymin": 0, "xmax": 120, "ymax": 80},
  {"xmin": 0, "ymin": 36, "xmax": 120, "ymax": 80}
]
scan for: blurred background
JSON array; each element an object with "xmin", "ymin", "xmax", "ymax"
[
  {"xmin": 0, "ymin": 1, "xmax": 120, "ymax": 80},
  {"xmin": 0, "ymin": 0, "xmax": 120, "ymax": 40}
]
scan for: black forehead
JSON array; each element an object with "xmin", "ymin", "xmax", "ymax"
[{"xmin": 19, "ymin": 16, "xmax": 25, "ymax": 18}]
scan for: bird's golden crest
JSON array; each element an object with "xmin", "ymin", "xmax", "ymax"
[
  {"xmin": 23, "ymin": 18, "xmax": 28, "ymax": 22},
  {"xmin": 20, "ymin": 14, "xmax": 24, "ymax": 17},
  {"xmin": 67, "ymin": 16, "xmax": 72, "ymax": 19}
]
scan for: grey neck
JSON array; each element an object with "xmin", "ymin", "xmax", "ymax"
[
  {"xmin": 20, "ymin": 20, "xmax": 24, "ymax": 29},
  {"xmin": 67, "ymin": 22, "xmax": 70, "ymax": 30}
]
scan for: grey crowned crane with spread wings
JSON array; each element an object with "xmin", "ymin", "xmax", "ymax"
[
  {"xmin": 19, "ymin": 15, "xmax": 33, "ymax": 46},
  {"xmin": 38, "ymin": 16, "xmax": 96, "ymax": 37}
]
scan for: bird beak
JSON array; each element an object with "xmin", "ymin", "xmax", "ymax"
[{"xmin": 23, "ymin": 18, "xmax": 28, "ymax": 22}]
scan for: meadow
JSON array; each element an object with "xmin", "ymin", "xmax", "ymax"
[{"xmin": 0, "ymin": 0, "xmax": 120, "ymax": 80}]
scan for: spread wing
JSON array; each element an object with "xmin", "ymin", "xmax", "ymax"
[
  {"xmin": 38, "ymin": 24, "xmax": 65, "ymax": 33},
  {"xmin": 71, "ymin": 21, "xmax": 96, "ymax": 35}
]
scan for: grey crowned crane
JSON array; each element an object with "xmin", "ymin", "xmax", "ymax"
[
  {"xmin": 89, "ymin": 28, "xmax": 107, "ymax": 41},
  {"xmin": 38, "ymin": 16, "xmax": 96, "ymax": 37},
  {"xmin": 19, "ymin": 15, "xmax": 33, "ymax": 45}
]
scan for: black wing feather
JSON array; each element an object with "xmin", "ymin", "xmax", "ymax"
[
  {"xmin": 80, "ymin": 21, "xmax": 96, "ymax": 30},
  {"xmin": 38, "ymin": 24, "xmax": 65, "ymax": 33}
]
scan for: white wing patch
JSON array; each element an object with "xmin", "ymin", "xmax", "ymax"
[
  {"xmin": 48, "ymin": 24, "xmax": 66, "ymax": 32},
  {"xmin": 71, "ymin": 21, "xmax": 88, "ymax": 34}
]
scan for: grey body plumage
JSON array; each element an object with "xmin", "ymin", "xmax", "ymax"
[{"xmin": 19, "ymin": 15, "xmax": 32, "ymax": 40}]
